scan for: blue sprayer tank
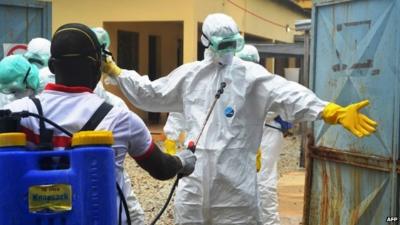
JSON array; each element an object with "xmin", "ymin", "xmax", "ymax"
[{"xmin": 0, "ymin": 131, "xmax": 117, "ymax": 225}]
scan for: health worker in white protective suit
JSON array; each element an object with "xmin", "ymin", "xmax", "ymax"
[
  {"xmin": 0, "ymin": 38, "xmax": 52, "ymax": 106},
  {"xmin": 237, "ymin": 44, "xmax": 290, "ymax": 225},
  {"xmin": 23, "ymin": 34, "xmax": 145, "ymax": 224},
  {"xmin": 0, "ymin": 54, "xmax": 40, "ymax": 106},
  {"xmin": 102, "ymin": 13, "xmax": 377, "ymax": 225}
]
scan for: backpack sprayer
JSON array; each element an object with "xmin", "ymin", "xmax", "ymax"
[
  {"xmin": 0, "ymin": 79, "xmax": 225, "ymax": 225},
  {"xmin": 0, "ymin": 109, "xmax": 117, "ymax": 225},
  {"xmin": 150, "ymin": 81, "xmax": 227, "ymax": 225}
]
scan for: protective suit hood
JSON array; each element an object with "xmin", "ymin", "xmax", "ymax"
[
  {"xmin": 25, "ymin": 38, "xmax": 51, "ymax": 69},
  {"xmin": 201, "ymin": 13, "xmax": 239, "ymax": 46},
  {"xmin": 201, "ymin": 14, "xmax": 243, "ymax": 65},
  {"xmin": 0, "ymin": 55, "xmax": 40, "ymax": 95},
  {"xmin": 237, "ymin": 44, "xmax": 260, "ymax": 63}
]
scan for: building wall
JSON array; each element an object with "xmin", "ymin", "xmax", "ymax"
[
  {"xmin": 104, "ymin": 22, "xmax": 183, "ymax": 76},
  {"xmin": 102, "ymin": 22, "xmax": 183, "ymax": 120},
  {"xmin": 52, "ymin": 0, "xmax": 307, "ymax": 62},
  {"xmin": 52, "ymin": 0, "xmax": 307, "ymax": 123},
  {"xmin": 52, "ymin": 0, "xmax": 196, "ymax": 62}
]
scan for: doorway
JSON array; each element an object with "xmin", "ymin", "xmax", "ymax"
[{"xmin": 117, "ymin": 30, "xmax": 139, "ymax": 70}]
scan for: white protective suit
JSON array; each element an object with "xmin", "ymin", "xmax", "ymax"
[
  {"xmin": 237, "ymin": 44, "xmax": 283, "ymax": 225},
  {"xmin": 110, "ymin": 13, "xmax": 327, "ymax": 225},
  {"xmin": 236, "ymin": 44, "xmax": 260, "ymax": 64},
  {"xmin": 164, "ymin": 112, "xmax": 186, "ymax": 141},
  {"xmin": 258, "ymin": 113, "xmax": 283, "ymax": 225},
  {"xmin": 25, "ymin": 38, "xmax": 51, "ymax": 70}
]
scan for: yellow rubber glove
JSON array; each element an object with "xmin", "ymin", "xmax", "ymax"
[
  {"xmin": 101, "ymin": 56, "xmax": 122, "ymax": 76},
  {"xmin": 164, "ymin": 139, "xmax": 177, "ymax": 155},
  {"xmin": 256, "ymin": 148, "xmax": 262, "ymax": 172},
  {"xmin": 322, "ymin": 100, "xmax": 378, "ymax": 138}
]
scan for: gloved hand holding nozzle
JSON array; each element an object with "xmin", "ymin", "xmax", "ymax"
[
  {"xmin": 91, "ymin": 27, "xmax": 123, "ymax": 77},
  {"xmin": 175, "ymin": 150, "xmax": 196, "ymax": 177}
]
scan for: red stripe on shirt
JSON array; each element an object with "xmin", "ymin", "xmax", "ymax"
[
  {"xmin": 45, "ymin": 83, "xmax": 93, "ymax": 93},
  {"xmin": 21, "ymin": 126, "xmax": 71, "ymax": 148},
  {"xmin": 133, "ymin": 142, "xmax": 156, "ymax": 161},
  {"xmin": 21, "ymin": 126, "xmax": 39, "ymax": 145}
]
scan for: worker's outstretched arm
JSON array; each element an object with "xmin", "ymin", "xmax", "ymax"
[
  {"xmin": 321, "ymin": 100, "xmax": 377, "ymax": 138},
  {"xmin": 102, "ymin": 57, "xmax": 187, "ymax": 113},
  {"xmin": 134, "ymin": 144, "xmax": 196, "ymax": 180},
  {"xmin": 255, "ymin": 71, "xmax": 377, "ymax": 138}
]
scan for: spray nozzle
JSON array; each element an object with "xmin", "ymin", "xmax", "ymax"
[
  {"xmin": 187, "ymin": 141, "xmax": 196, "ymax": 152},
  {"xmin": 215, "ymin": 82, "xmax": 227, "ymax": 98}
]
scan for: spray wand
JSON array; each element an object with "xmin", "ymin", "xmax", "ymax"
[{"xmin": 150, "ymin": 81, "xmax": 227, "ymax": 225}]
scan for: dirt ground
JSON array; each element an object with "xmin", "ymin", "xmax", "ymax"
[
  {"xmin": 124, "ymin": 133, "xmax": 305, "ymax": 225},
  {"xmin": 278, "ymin": 170, "xmax": 305, "ymax": 225}
]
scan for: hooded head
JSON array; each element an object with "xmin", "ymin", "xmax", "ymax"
[
  {"xmin": 91, "ymin": 27, "xmax": 111, "ymax": 50},
  {"xmin": 236, "ymin": 44, "xmax": 260, "ymax": 63},
  {"xmin": 24, "ymin": 38, "xmax": 51, "ymax": 69},
  {"xmin": 201, "ymin": 13, "xmax": 244, "ymax": 65},
  {"xmin": 49, "ymin": 23, "xmax": 102, "ymax": 90},
  {"xmin": 0, "ymin": 54, "xmax": 39, "ymax": 97}
]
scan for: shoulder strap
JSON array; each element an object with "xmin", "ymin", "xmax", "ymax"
[
  {"xmin": 80, "ymin": 101, "xmax": 113, "ymax": 131},
  {"xmin": 30, "ymin": 97, "xmax": 45, "ymax": 130},
  {"xmin": 30, "ymin": 97, "xmax": 54, "ymax": 149}
]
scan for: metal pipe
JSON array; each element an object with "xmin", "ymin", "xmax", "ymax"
[{"xmin": 308, "ymin": 143, "xmax": 397, "ymax": 173}]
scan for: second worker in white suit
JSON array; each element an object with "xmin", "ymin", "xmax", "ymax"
[
  {"xmin": 103, "ymin": 13, "xmax": 377, "ymax": 225},
  {"xmin": 237, "ymin": 44, "xmax": 289, "ymax": 225}
]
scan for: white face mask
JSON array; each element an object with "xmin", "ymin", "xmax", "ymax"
[{"xmin": 216, "ymin": 52, "xmax": 234, "ymax": 65}]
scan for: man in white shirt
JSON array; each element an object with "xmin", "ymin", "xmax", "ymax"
[{"xmin": 4, "ymin": 23, "xmax": 196, "ymax": 225}]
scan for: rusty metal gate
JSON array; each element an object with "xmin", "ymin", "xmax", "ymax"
[{"xmin": 304, "ymin": 0, "xmax": 400, "ymax": 224}]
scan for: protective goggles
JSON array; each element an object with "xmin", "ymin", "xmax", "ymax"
[
  {"xmin": 27, "ymin": 55, "xmax": 47, "ymax": 69},
  {"xmin": 0, "ymin": 67, "xmax": 30, "ymax": 94},
  {"xmin": 205, "ymin": 33, "xmax": 245, "ymax": 54}
]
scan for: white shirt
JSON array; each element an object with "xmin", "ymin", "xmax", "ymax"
[{"xmin": 4, "ymin": 83, "xmax": 154, "ymax": 170}]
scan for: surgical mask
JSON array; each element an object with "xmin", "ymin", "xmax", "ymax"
[
  {"xmin": 204, "ymin": 49, "xmax": 234, "ymax": 66},
  {"xmin": 202, "ymin": 33, "xmax": 245, "ymax": 55},
  {"xmin": 216, "ymin": 52, "xmax": 234, "ymax": 65}
]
